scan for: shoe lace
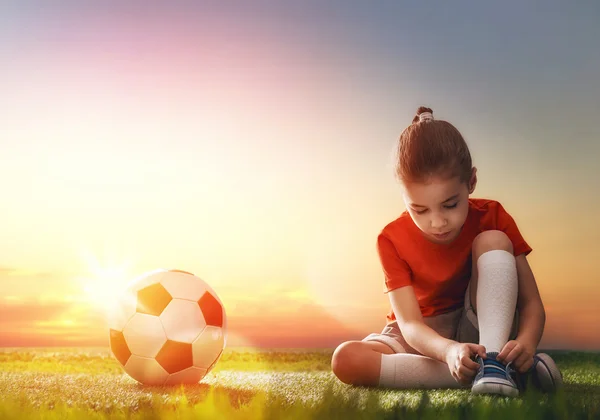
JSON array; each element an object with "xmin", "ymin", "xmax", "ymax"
[
  {"xmin": 505, "ymin": 361, "xmax": 516, "ymax": 379},
  {"xmin": 505, "ymin": 360, "xmax": 525, "ymax": 391},
  {"xmin": 476, "ymin": 355, "xmax": 485, "ymax": 372}
]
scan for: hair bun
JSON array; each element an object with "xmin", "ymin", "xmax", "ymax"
[{"xmin": 412, "ymin": 106, "xmax": 434, "ymax": 124}]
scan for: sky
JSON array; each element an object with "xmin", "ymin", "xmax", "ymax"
[{"xmin": 1, "ymin": 1, "xmax": 599, "ymax": 350}]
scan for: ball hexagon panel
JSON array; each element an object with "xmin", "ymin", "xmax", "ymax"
[
  {"xmin": 192, "ymin": 325, "xmax": 224, "ymax": 369},
  {"xmin": 155, "ymin": 340, "xmax": 193, "ymax": 374},
  {"xmin": 107, "ymin": 292, "xmax": 137, "ymax": 331},
  {"xmin": 137, "ymin": 283, "xmax": 172, "ymax": 316},
  {"xmin": 109, "ymin": 329, "xmax": 131, "ymax": 366},
  {"xmin": 123, "ymin": 313, "xmax": 167, "ymax": 358},
  {"xmin": 127, "ymin": 269, "xmax": 168, "ymax": 293},
  {"xmin": 198, "ymin": 292, "xmax": 224, "ymax": 328},
  {"xmin": 164, "ymin": 366, "xmax": 208, "ymax": 386},
  {"xmin": 124, "ymin": 355, "xmax": 169, "ymax": 386},
  {"xmin": 160, "ymin": 271, "xmax": 208, "ymax": 302},
  {"xmin": 159, "ymin": 299, "xmax": 206, "ymax": 343}
]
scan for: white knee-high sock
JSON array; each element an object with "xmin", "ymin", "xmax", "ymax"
[
  {"xmin": 476, "ymin": 249, "xmax": 518, "ymax": 354},
  {"xmin": 379, "ymin": 353, "xmax": 464, "ymax": 389}
]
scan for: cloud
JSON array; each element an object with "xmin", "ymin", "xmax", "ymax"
[
  {"xmin": 0, "ymin": 268, "xmax": 75, "ymax": 303},
  {"xmin": 541, "ymin": 306, "xmax": 600, "ymax": 350},
  {"xmin": 0, "ymin": 297, "xmax": 107, "ymax": 346},
  {"xmin": 0, "ymin": 266, "xmax": 16, "ymax": 274},
  {"xmin": 0, "ymin": 300, "xmax": 69, "ymax": 327},
  {"xmin": 0, "ymin": 266, "xmax": 54, "ymax": 278},
  {"xmin": 226, "ymin": 300, "xmax": 367, "ymax": 348},
  {"xmin": 0, "ymin": 295, "xmax": 369, "ymax": 348},
  {"xmin": 2, "ymin": 295, "xmax": 598, "ymax": 350}
]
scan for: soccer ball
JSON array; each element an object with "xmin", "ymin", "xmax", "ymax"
[{"xmin": 108, "ymin": 268, "xmax": 227, "ymax": 385}]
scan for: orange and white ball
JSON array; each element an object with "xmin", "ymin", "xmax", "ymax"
[{"xmin": 108, "ymin": 269, "xmax": 227, "ymax": 385}]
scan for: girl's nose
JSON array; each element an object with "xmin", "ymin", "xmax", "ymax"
[{"xmin": 431, "ymin": 216, "xmax": 447, "ymax": 229}]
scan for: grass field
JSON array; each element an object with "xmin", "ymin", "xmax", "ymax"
[{"xmin": 1, "ymin": 348, "xmax": 599, "ymax": 419}]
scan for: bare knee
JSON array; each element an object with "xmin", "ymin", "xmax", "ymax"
[
  {"xmin": 472, "ymin": 230, "xmax": 513, "ymax": 258},
  {"xmin": 331, "ymin": 341, "xmax": 370, "ymax": 385}
]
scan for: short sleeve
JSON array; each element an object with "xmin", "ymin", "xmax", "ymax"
[
  {"xmin": 377, "ymin": 233, "xmax": 413, "ymax": 293},
  {"xmin": 495, "ymin": 202, "xmax": 533, "ymax": 257}
]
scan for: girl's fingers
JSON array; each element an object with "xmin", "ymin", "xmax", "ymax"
[
  {"xmin": 477, "ymin": 345, "xmax": 487, "ymax": 359},
  {"xmin": 498, "ymin": 341, "xmax": 517, "ymax": 361},
  {"xmin": 503, "ymin": 346, "xmax": 522, "ymax": 364},
  {"xmin": 461, "ymin": 351, "xmax": 480, "ymax": 370},
  {"xmin": 467, "ymin": 343, "xmax": 487, "ymax": 359},
  {"xmin": 518, "ymin": 357, "xmax": 534, "ymax": 373},
  {"xmin": 458, "ymin": 364, "xmax": 477, "ymax": 378},
  {"xmin": 451, "ymin": 370, "xmax": 460, "ymax": 383},
  {"xmin": 514, "ymin": 352, "xmax": 533, "ymax": 373},
  {"xmin": 465, "ymin": 357, "xmax": 480, "ymax": 371}
]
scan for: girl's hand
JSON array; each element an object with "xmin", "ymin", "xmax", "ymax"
[
  {"xmin": 445, "ymin": 342, "xmax": 487, "ymax": 386},
  {"xmin": 497, "ymin": 339, "xmax": 535, "ymax": 373}
]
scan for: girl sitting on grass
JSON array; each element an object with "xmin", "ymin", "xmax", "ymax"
[{"xmin": 331, "ymin": 106, "xmax": 563, "ymax": 397}]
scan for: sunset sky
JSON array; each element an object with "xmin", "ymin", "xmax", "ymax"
[{"xmin": 1, "ymin": 1, "xmax": 599, "ymax": 350}]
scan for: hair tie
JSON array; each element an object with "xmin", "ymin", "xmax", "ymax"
[{"xmin": 419, "ymin": 112, "xmax": 434, "ymax": 123}]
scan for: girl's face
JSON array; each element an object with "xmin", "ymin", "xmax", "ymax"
[{"xmin": 401, "ymin": 171, "xmax": 476, "ymax": 245}]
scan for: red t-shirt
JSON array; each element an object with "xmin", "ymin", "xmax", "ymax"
[{"xmin": 377, "ymin": 198, "xmax": 532, "ymax": 323}]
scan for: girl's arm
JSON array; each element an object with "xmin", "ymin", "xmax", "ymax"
[
  {"xmin": 388, "ymin": 286, "xmax": 455, "ymax": 363},
  {"xmin": 514, "ymin": 254, "xmax": 546, "ymax": 349}
]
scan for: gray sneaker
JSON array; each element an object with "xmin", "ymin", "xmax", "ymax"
[
  {"xmin": 513, "ymin": 353, "xmax": 564, "ymax": 394},
  {"xmin": 471, "ymin": 351, "xmax": 519, "ymax": 397}
]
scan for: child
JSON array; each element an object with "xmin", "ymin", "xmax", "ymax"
[{"xmin": 331, "ymin": 107, "xmax": 563, "ymax": 397}]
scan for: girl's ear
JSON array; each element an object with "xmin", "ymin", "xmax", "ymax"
[{"xmin": 468, "ymin": 167, "xmax": 477, "ymax": 194}]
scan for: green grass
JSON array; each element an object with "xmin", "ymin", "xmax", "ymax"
[{"xmin": 0, "ymin": 348, "xmax": 599, "ymax": 419}]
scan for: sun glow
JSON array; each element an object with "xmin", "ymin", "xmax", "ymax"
[{"xmin": 77, "ymin": 250, "xmax": 135, "ymax": 315}]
